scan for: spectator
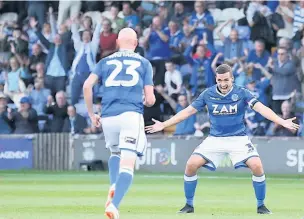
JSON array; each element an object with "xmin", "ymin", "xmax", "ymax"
[
  {"xmin": 171, "ymin": 2, "xmax": 189, "ymax": 28},
  {"xmin": 194, "ymin": 113, "xmax": 210, "ymax": 137},
  {"xmin": 44, "ymin": 91, "xmax": 68, "ymax": 132},
  {"xmin": 259, "ymin": 47, "xmax": 301, "ymax": 114},
  {"xmin": 179, "ymin": 24, "xmax": 194, "ymax": 53},
  {"xmin": 274, "ymin": 37, "xmax": 293, "ymax": 57},
  {"xmin": 137, "ymin": 0, "xmax": 158, "ymax": 27},
  {"xmin": 276, "ymin": 0, "xmax": 294, "ymax": 39},
  {"xmin": 29, "ymin": 43, "xmax": 46, "ymax": 74},
  {"xmin": 216, "ymin": 20, "xmax": 248, "ymax": 63},
  {"xmin": 62, "ymin": 105, "xmax": 88, "ymax": 134},
  {"xmin": 144, "ymin": 16, "xmax": 170, "ymax": 60},
  {"xmin": 296, "ymin": 37, "xmax": 304, "ymax": 96},
  {"xmin": 29, "ymin": 77, "xmax": 51, "ymax": 115},
  {"xmin": 99, "ymin": 19, "xmax": 117, "ymax": 59},
  {"xmin": 167, "ymin": 20, "xmax": 183, "ymax": 59},
  {"xmin": 247, "ymin": 1, "xmax": 272, "ymax": 27},
  {"xmin": 158, "ymin": 2, "xmax": 172, "ymax": 26},
  {"xmin": 247, "ymin": 40, "xmax": 270, "ymax": 81},
  {"xmin": 189, "ymin": 1, "xmax": 215, "ymax": 45},
  {"xmin": 267, "ymin": 100, "xmax": 299, "ymax": 136},
  {"xmin": 109, "ymin": 4, "xmax": 126, "ymax": 34},
  {"xmin": 122, "ymin": 2, "xmax": 140, "ymax": 29},
  {"xmin": 34, "ymin": 62, "xmax": 45, "ymax": 79},
  {"xmin": 7, "ymin": 96, "xmax": 38, "ymax": 134},
  {"xmin": 246, "ymin": 1, "xmax": 275, "ymax": 51},
  {"xmin": 28, "ymin": 1, "xmax": 46, "ymax": 28},
  {"xmin": 8, "ymin": 27, "xmax": 28, "ymax": 56},
  {"xmin": 293, "ymin": 1, "xmax": 304, "ymax": 40},
  {"xmin": 10, "ymin": 43, "xmax": 32, "ymax": 86},
  {"xmin": 144, "ymin": 66, "xmax": 163, "ymax": 126},
  {"xmin": 144, "ymin": 16, "xmax": 170, "ymax": 85},
  {"xmin": 3, "ymin": 56, "xmax": 26, "ymax": 106},
  {"xmin": 155, "ymin": 85, "xmax": 196, "ymax": 135},
  {"xmin": 184, "ymin": 35, "xmax": 214, "ymax": 96},
  {"xmin": 164, "ymin": 60, "xmax": 182, "ymax": 99},
  {"xmin": 30, "ymin": 19, "xmax": 69, "ymax": 97},
  {"xmin": 57, "ymin": 0, "xmax": 81, "ymax": 27},
  {"xmin": 244, "ymin": 75, "xmax": 271, "ymax": 136},
  {"xmin": 79, "ymin": 16, "xmax": 93, "ymax": 34},
  {"xmin": 0, "ymin": 93, "xmax": 13, "ymax": 134},
  {"xmin": 71, "ymin": 17, "xmax": 101, "ymax": 105}
]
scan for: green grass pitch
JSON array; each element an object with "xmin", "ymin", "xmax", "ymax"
[{"xmin": 0, "ymin": 171, "xmax": 303, "ymax": 219}]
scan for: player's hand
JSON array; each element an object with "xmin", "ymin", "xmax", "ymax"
[
  {"xmin": 145, "ymin": 118, "xmax": 164, "ymax": 133},
  {"xmin": 90, "ymin": 114, "xmax": 101, "ymax": 128},
  {"xmin": 281, "ymin": 117, "xmax": 300, "ymax": 131}
]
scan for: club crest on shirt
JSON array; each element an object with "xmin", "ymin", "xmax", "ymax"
[{"xmin": 231, "ymin": 94, "xmax": 239, "ymax": 101}]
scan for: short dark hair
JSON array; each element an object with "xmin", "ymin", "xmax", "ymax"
[{"xmin": 215, "ymin": 64, "xmax": 232, "ymax": 75}]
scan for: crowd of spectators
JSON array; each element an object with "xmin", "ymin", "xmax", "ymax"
[{"xmin": 0, "ymin": 0, "xmax": 303, "ymax": 137}]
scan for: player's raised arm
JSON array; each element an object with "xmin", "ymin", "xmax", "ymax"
[{"xmin": 252, "ymin": 102, "xmax": 299, "ymax": 131}]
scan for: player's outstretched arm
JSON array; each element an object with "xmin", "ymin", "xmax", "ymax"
[
  {"xmin": 145, "ymin": 105, "xmax": 198, "ymax": 133},
  {"xmin": 83, "ymin": 74, "xmax": 101, "ymax": 127},
  {"xmin": 252, "ymin": 102, "xmax": 300, "ymax": 131}
]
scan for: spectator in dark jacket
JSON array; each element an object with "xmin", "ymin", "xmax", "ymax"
[
  {"xmin": 62, "ymin": 105, "xmax": 88, "ymax": 134},
  {"xmin": 8, "ymin": 96, "xmax": 38, "ymax": 134},
  {"xmin": 29, "ymin": 43, "xmax": 46, "ymax": 74},
  {"xmin": 260, "ymin": 47, "xmax": 301, "ymax": 113},
  {"xmin": 267, "ymin": 100, "xmax": 299, "ymax": 136},
  {"xmin": 30, "ymin": 18, "xmax": 70, "ymax": 97},
  {"xmin": 44, "ymin": 91, "xmax": 68, "ymax": 132},
  {"xmin": 0, "ymin": 93, "xmax": 13, "ymax": 134}
]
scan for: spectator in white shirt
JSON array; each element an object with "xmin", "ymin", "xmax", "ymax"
[{"xmin": 164, "ymin": 60, "xmax": 182, "ymax": 99}]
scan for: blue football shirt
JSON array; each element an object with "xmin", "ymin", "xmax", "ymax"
[
  {"xmin": 92, "ymin": 50, "xmax": 154, "ymax": 117},
  {"xmin": 191, "ymin": 85, "xmax": 259, "ymax": 137}
]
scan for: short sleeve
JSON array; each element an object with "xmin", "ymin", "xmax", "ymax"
[
  {"xmin": 92, "ymin": 60, "xmax": 104, "ymax": 81},
  {"xmin": 243, "ymin": 88, "xmax": 259, "ymax": 108},
  {"xmin": 144, "ymin": 61, "xmax": 154, "ymax": 86},
  {"xmin": 191, "ymin": 90, "xmax": 207, "ymax": 111}
]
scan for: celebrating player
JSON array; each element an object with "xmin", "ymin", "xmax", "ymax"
[
  {"xmin": 83, "ymin": 28, "xmax": 155, "ymax": 219},
  {"xmin": 145, "ymin": 64, "xmax": 299, "ymax": 214}
]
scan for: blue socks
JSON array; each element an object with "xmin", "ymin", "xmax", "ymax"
[
  {"xmin": 108, "ymin": 155, "xmax": 120, "ymax": 185},
  {"xmin": 112, "ymin": 168, "xmax": 134, "ymax": 209},
  {"xmin": 184, "ymin": 174, "xmax": 198, "ymax": 207},
  {"xmin": 252, "ymin": 174, "xmax": 266, "ymax": 207}
]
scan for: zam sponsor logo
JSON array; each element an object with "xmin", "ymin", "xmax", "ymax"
[{"xmin": 212, "ymin": 104, "xmax": 238, "ymax": 115}]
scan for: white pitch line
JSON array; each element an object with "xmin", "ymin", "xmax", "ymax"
[{"xmin": 1, "ymin": 173, "xmax": 303, "ymax": 181}]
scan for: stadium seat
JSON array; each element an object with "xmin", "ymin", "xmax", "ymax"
[
  {"xmin": 0, "ymin": 13, "xmax": 18, "ymax": 23},
  {"xmin": 209, "ymin": 8, "xmax": 222, "ymax": 25},
  {"xmin": 221, "ymin": 8, "xmax": 245, "ymax": 21}
]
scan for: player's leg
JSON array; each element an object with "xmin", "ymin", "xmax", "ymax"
[
  {"xmin": 179, "ymin": 137, "xmax": 223, "ymax": 214},
  {"xmin": 101, "ymin": 116, "xmax": 121, "ymax": 208},
  {"xmin": 111, "ymin": 150, "xmax": 137, "ymax": 208},
  {"xmin": 229, "ymin": 137, "xmax": 271, "ymax": 214},
  {"xmin": 105, "ymin": 149, "xmax": 137, "ymax": 219},
  {"xmin": 246, "ymin": 157, "xmax": 271, "ymax": 214},
  {"xmin": 179, "ymin": 154, "xmax": 207, "ymax": 213},
  {"xmin": 105, "ymin": 112, "xmax": 146, "ymax": 219}
]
